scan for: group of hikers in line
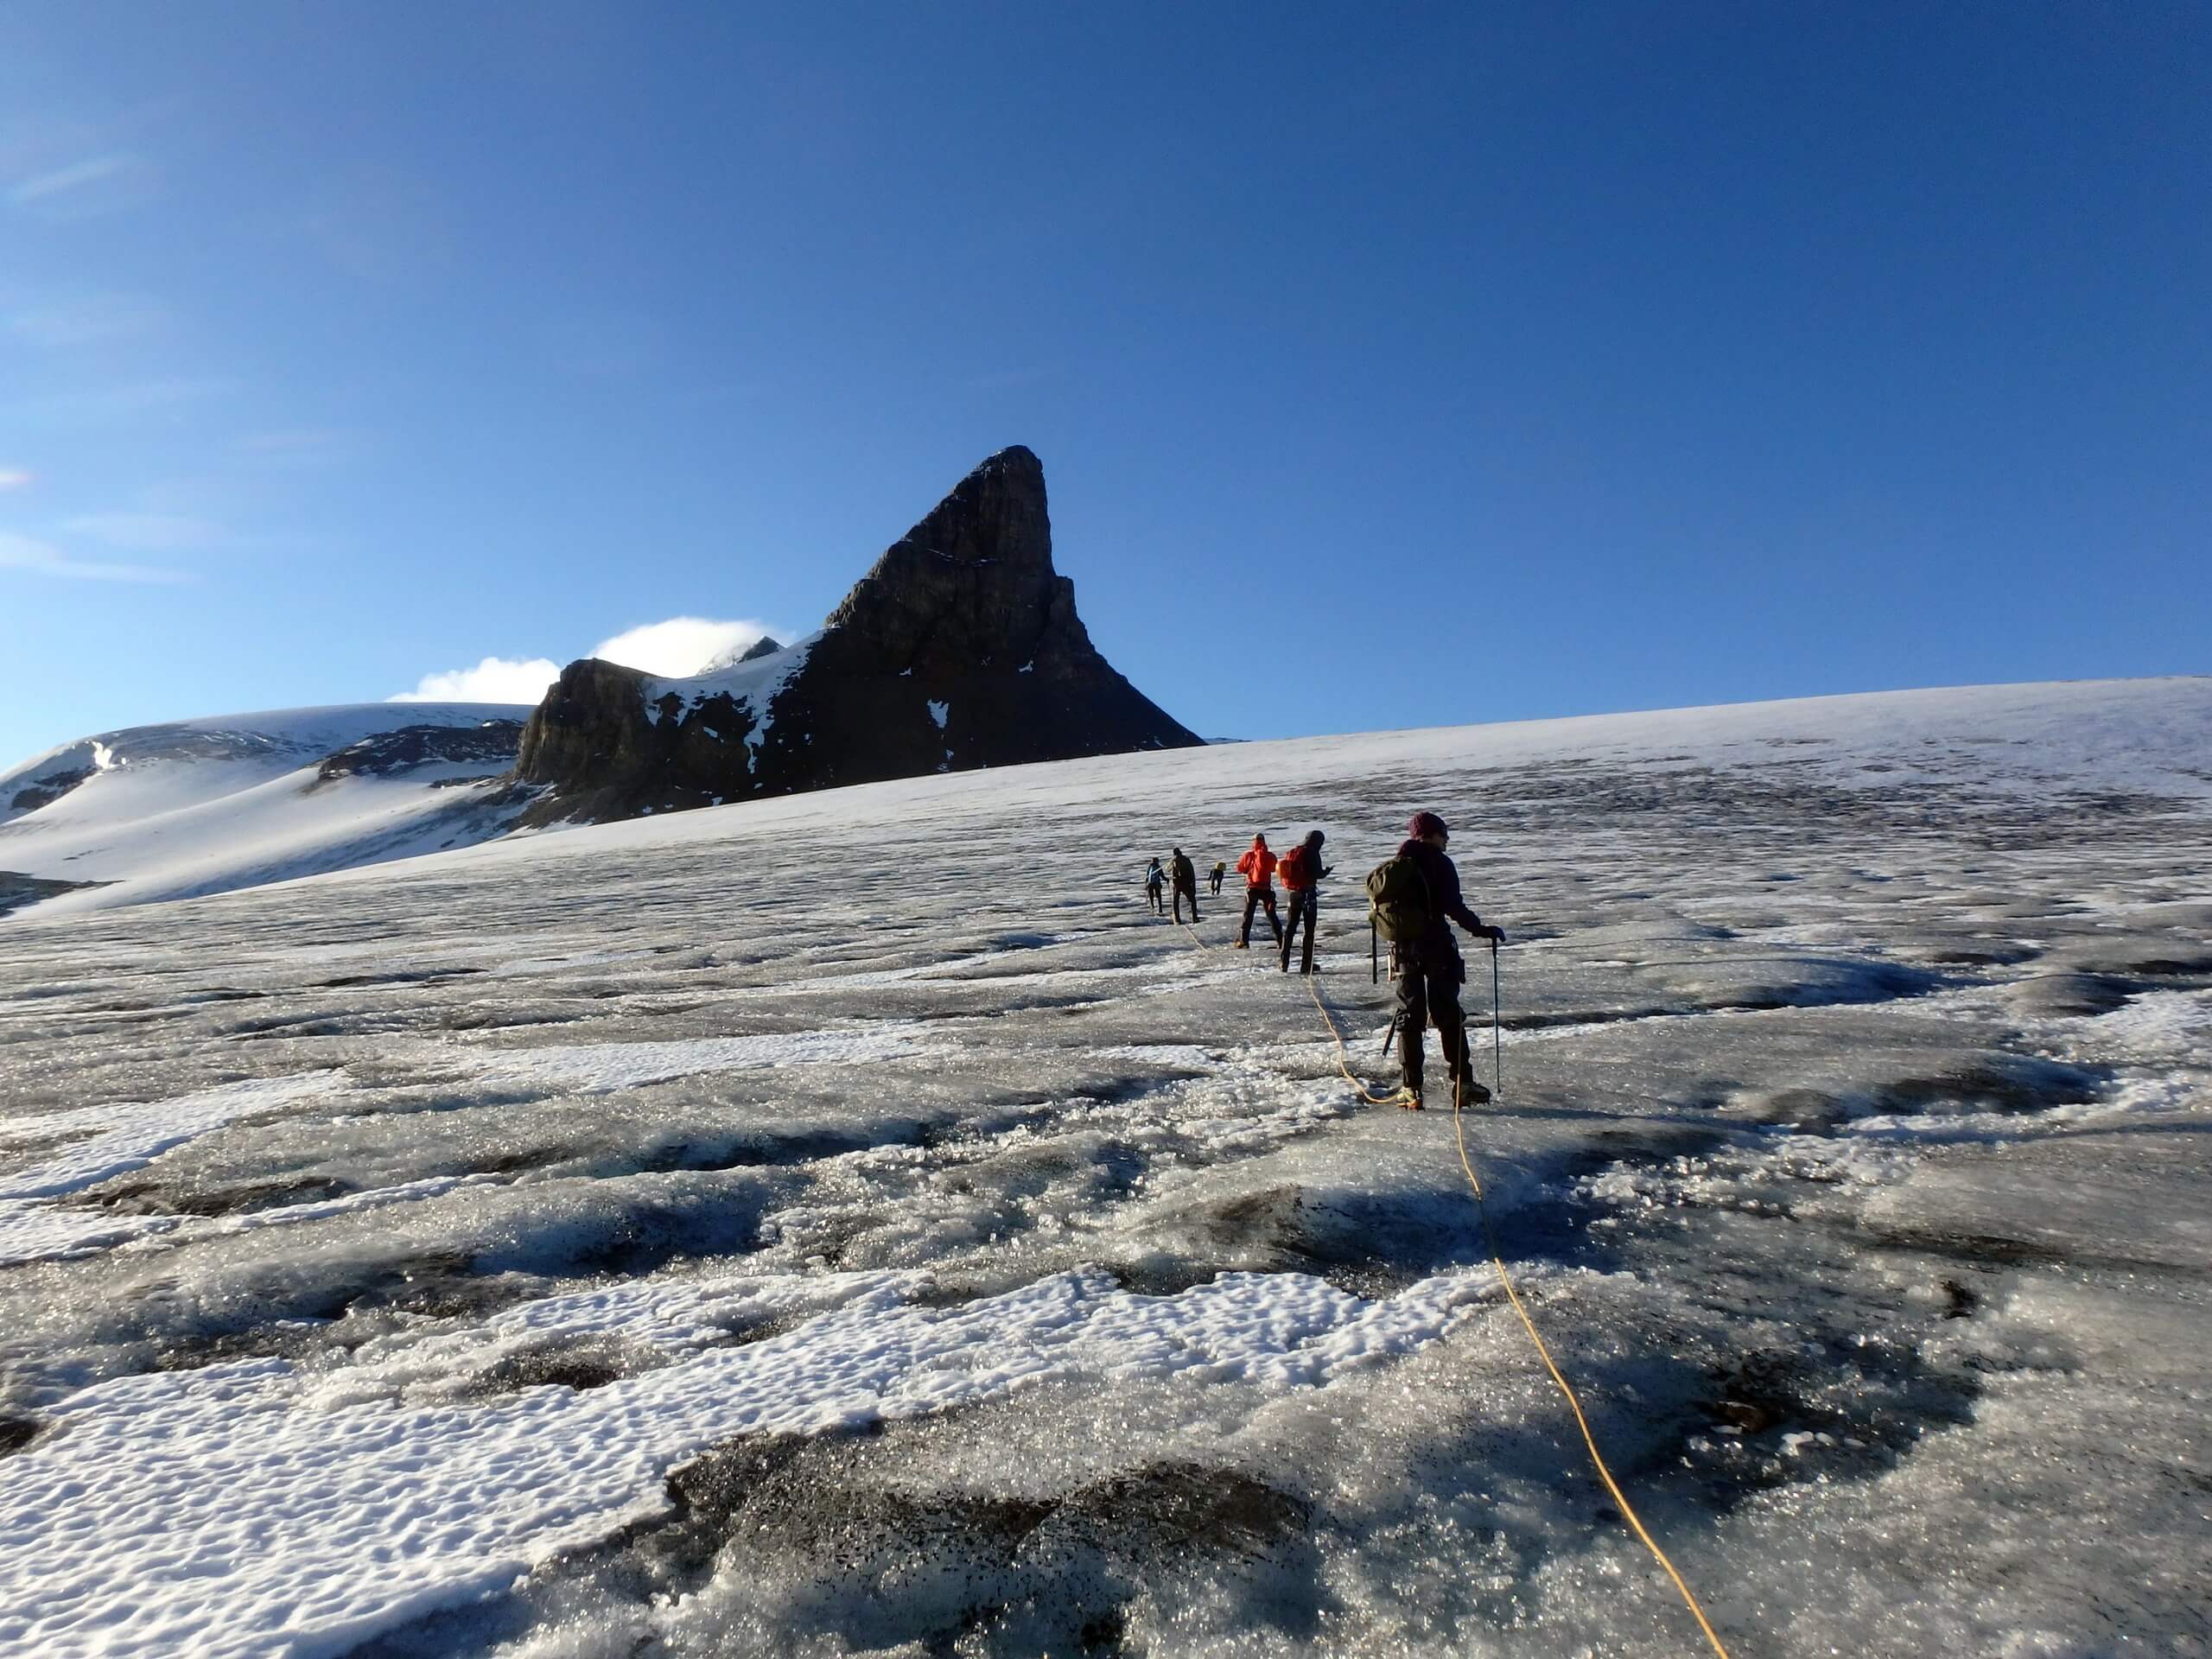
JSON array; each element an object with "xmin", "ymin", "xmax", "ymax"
[{"xmin": 1142, "ymin": 811, "xmax": 1507, "ymax": 1111}]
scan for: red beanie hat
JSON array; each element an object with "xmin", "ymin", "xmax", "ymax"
[{"xmin": 1408, "ymin": 810, "xmax": 1449, "ymax": 839}]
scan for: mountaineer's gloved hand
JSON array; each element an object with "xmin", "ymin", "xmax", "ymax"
[{"xmin": 1482, "ymin": 925, "xmax": 1507, "ymax": 944}]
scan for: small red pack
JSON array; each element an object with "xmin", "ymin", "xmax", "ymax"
[{"xmin": 1276, "ymin": 844, "xmax": 1312, "ymax": 890}]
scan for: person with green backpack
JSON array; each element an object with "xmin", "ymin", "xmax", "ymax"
[{"xmin": 1366, "ymin": 810, "xmax": 1506, "ymax": 1110}]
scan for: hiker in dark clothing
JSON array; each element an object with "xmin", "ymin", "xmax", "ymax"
[
  {"xmin": 1233, "ymin": 834, "xmax": 1283, "ymax": 950},
  {"xmin": 1276, "ymin": 830, "xmax": 1329, "ymax": 975},
  {"xmin": 1144, "ymin": 857, "xmax": 1166, "ymax": 916},
  {"xmin": 1390, "ymin": 810, "xmax": 1505, "ymax": 1110},
  {"xmin": 1170, "ymin": 847, "xmax": 1201, "ymax": 924},
  {"xmin": 1210, "ymin": 860, "xmax": 1226, "ymax": 896}
]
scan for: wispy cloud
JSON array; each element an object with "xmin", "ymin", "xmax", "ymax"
[
  {"xmin": 391, "ymin": 656, "xmax": 563, "ymax": 705},
  {"xmin": 0, "ymin": 468, "xmax": 30, "ymax": 493},
  {"xmin": 6, "ymin": 153, "xmax": 155, "ymax": 219},
  {"xmin": 0, "ymin": 530, "xmax": 192, "ymax": 583},
  {"xmin": 7, "ymin": 378, "xmax": 236, "ymax": 424},
  {"xmin": 6, "ymin": 293, "xmax": 166, "ymax": 349},
  {"xmin": 392, "ymin": 617, "xmax": 791, "ymax": 705},
  {"xmin": 9, "ymin": 154, "xmax": 127, "ymax": 202},
  {"xmin": 60, "ymin": 512, "xmax": 226, "ymax": 552}
]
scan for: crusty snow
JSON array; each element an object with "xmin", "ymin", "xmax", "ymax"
[{"xmin": 0, "ymin": 677, "xmax": 2207, "ymax": 1658}]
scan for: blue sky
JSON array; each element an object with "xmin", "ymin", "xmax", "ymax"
[{"xmin": 3, "ymin": 3, "xmax": 2205, "ymax": 766}]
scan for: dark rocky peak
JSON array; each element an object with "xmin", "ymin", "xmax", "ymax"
[
  {"xmin": 514, "ymin": 658, "xmax": 652, "ymax": 788},
  {"xmin": 822, "ymin": 446, "xmax": 1084, "ymax": 677},
  {"xmin": 737, "ymin": 634, "xmax": 783, "ymax": 663},
  {"xmin": 511, "ymin": 448, "xmax": 1199, "ymax": 824}
]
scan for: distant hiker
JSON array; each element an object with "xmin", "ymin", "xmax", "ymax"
[
  {"xmin": 1370, "ymin": 810, "xmax": 1505, "ymax": 1110},
  {"xmin": 1233, "ymin": 834, "xmax": 1284, "ymax": 951},
  {"xmin": 1210, "ymin": 860, "xmax": 1227, "ymax": 896},
  {"xmin": 1275, "ymin": 830, "xmax": 1329, "ymax": 975},
  {"xmin": 1170, "ymin": 847, "xmax": 1201, "ymax": 924},
  {"xmin": 1144, "ymin": 856, "xmax": 1166, "ymax": 916}
]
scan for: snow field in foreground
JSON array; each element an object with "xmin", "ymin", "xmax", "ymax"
[{"xmin": 0, "ymin": 678, "xmax": 2208, "ymax": 1657}]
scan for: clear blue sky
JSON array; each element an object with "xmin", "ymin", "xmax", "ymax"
[{"xmin": 3, "ymin": 3, "xmax": 2205, "ymax": 766}]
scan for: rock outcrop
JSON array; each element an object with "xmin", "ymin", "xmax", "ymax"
[
  {"xmin": 315, "ymin": 721, "xmax": 525, "ymax": 782},
  {"xmin": 514, "ymin": 448, "xmax": 1199, "ymax": 823}
]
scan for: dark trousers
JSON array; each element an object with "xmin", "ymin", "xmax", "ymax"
[
  {"xmin": 1210, "ymin": 871, "xmax": 1224, "ymax": 894},
  {"xmin": 1173, "ymin": 882, "xmax": 1199, "ymax": 923},
  {"xmin": 1395, "ymin": 950, "xmax": 1470, "ymax": 1096},
  {"xmin": 1147, "ymin": 882, "xmax": 1165, "ymax": 915},
  {"xmin": 1280, "ymin": 888, "xmax": 1318, "ymax": 973},
  {"xmin": 1239, "ymin": 886, "xmax": 1282, "ymax": 947}
]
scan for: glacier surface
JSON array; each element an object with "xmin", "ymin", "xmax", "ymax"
[{"xmin": 0, "ymin": 677, "xmax": 2206, "ymax": 1657}]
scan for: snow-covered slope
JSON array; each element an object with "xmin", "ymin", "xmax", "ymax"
[
  {"xmin": 0, "ymin": 676, "xmax": 2206, "ymax": 1657},
  {"xmin": 0, "ymin": 702, "xmax": 535, "ymax": 916}
]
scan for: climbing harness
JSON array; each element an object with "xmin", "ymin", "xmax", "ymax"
[{"xmin": 1280, "ymin": 934, "xmax": 1736, "ymax": 1656}]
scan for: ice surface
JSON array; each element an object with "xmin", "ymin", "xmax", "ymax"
[{"xmin": 0, "ymin": 677, "xmax": 2207, "ymax": 1657}]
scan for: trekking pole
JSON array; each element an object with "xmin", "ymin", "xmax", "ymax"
[
  {"xmin": 1370, "ymin": 917, "xmax": 1378, "ymax": 985},
  {"xmin": 1491, "ymin": 936, "xmax": 1503, "ymax": 1101}
]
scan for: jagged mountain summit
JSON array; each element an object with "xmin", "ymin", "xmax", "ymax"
[{"xmin": 513, "ymin": 447, "xmax": 1201, "ymax": 823}]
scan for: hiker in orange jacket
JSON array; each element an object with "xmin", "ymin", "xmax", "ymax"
[
  {"xmin": 1275, "ymin": 830, "xmax": 1329, "ymax": 975},
  {"xmin": 1233, "ymin": 834, "xmax": 1283, "ymax": 950}
]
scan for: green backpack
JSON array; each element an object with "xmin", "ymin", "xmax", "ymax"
[{"xmin": 1365, "ymin": 853, "xmax": 1433, "ymax": 943}]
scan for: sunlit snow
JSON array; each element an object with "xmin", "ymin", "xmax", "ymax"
[{"xmin": 0, "ymin": 677, "xmax": 2205, "ymax": 1658}]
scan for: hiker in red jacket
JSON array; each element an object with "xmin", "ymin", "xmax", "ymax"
[
  {"xmin": 1276, "ymin": 830, "xmax": 1329, "ymax": 975},
  {"xmin": 1389, "ymin": 810, "xmax": 1505, "ymax": 1109},
  {"xmin": 1233, "ymin": 834, "xmax": 1283, "ymax": 950}
]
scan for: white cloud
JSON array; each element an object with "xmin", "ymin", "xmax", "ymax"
[
  {"xmin": 0, "ymin": 468, "xmax": 30, "ymax": 493},
  {"xmin": 590, "ymin": 616, "xmax": 781, "ymax": 676},
  {"xmin": 0, "ymin": 530, "xmax": 190, "ymax": 583},
  {"xmin": 61, "ymin": 512, "xmax": 226, "ymax": 551},
  {"xmin": 392, "ymin": 618, "xmax": 788, "ymax": 708},
  {"xmin": 391, "ymin": 657, "xmax": 562, "ymax": 705}
]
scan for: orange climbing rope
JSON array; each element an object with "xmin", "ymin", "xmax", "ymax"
[{"xmin": 1299, "ymin": 963, "xmax": 1737, "ymax": 1659}]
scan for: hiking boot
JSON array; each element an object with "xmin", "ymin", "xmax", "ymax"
[
  {"xmin": 1452, "ymin": 1074, "xmax": 1492, "ymax": 1105},
  {"xmin": 1391, "ymin": 1085, "xmax": 1424, "ymax": 1111},
  {"xmin": 1232, "ymin": 940, "xmax": 1249, "ymax": 950}
]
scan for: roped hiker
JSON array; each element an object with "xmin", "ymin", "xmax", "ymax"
[
  {"xmin": 1144, "ymin": 855, "xmax": 1166, "ymax": 916},
  {"xmin": 1170, "ymin": 846, "xmax": 1200, "ymax": 924},
  {"xmin": 1276, "ymin": 830, "xmax": 1329, "ymax": 975},
  {"xmin": 1369, "ymin": 810, "xmax": 1505, "ymax": 1110},
  {"xmin": 1210, "ymin": 859, "xmax": 1227, "ymax": 896},
  {"xmin": 1233, "ymin": 833, "xmax": 1284, "ymax": 951}
]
